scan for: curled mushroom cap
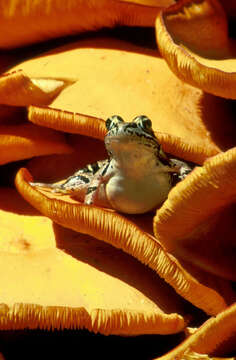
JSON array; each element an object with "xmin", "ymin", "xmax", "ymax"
[
  {"xmin": 0, "ymin": 71, "xmax": 72, "ymax": 106},
  {"xmin": 154, "ymin": 303, "xmax": 236, "ymax": 359},
  {"xmin": 0, "ymin": 188, "xmax": 189, "ymax": 335},
  {"xmin": 155, "ymin": 0, "xmax": 236, "ymax": 99},
  {"xmin": 15, "ymin": 167, "xmax": 236, "ymax": 316},
  {"xmin": 0, "ymin": 123, "xmax": 72, "ymax": 165},
  {"xmin": 154, "ymin": 147, "xmax": 236, "ymax": 280},
  {"xmin": 0, "ymin": 0, "xmax": 170, "ymax": 49},
  {"xmin": 9, "ymin": 37, "xmax": 236, "ymax": 163},
  {"xmin": 28, "ymin": 106, "xmax": 107, "ymax": 141}
]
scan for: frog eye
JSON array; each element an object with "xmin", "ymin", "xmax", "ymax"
[
  {"xmin": 133, "ymin": 115, "xmax": 152, "ymax": 131},
  {"xmin": 105, "ymin": 115, "xmax": 124, "ymax": 131}
]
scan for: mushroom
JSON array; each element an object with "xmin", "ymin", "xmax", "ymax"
[{"xmin": 155, "ymin": 0, "xmax": 236, "ymax": 99}]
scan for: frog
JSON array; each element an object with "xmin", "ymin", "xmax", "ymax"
[{"xmin": 30, "ymin": 115, "xmax": 193, "ymax": 214}]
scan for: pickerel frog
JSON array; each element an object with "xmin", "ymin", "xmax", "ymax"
[{"xmin": 30, "ymin": 115, "xmax": 193, "ymax": 214}]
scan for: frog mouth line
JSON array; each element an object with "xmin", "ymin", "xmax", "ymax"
[{"xmin": 105, "ymin": 134, "xmax": 158, "ymax": 146}]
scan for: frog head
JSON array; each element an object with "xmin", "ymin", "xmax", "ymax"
[{"xmin": 105, "ymin": 115, "xmax": 170, "ymax": 167}]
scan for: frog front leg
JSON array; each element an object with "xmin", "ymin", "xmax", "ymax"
[
  {"xmin": 170, "ymin": 158, "xmax": 196, "ymax": 183},
  {"xmin": 84, "ymin": 163, "xmax": 112, "ymax": 208}
]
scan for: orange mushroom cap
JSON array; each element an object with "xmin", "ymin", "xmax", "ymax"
[
  {"xmin": 0, "ymin": 123, "xmax": 72, "ymax": 165},
  {"xmin": 8, "ymin": 37, "xmax": 236, "ymax": 164},
  {"xmin": 15, "ymin": 167, "xmax": 235, "ymax": 316},
  {"xmin": 154, "ymin": 147, "xmax": 236, "ymax": 280},
  {"xmin": 0, "ymin": 188, "xmax": 188, "ymax": 335},
  {"xmin": 0, "ymin": 0, "xmax": 168, "ymax": 49},
  {"xmin": 0, "ymin": 70, "xmax": 72, "ymax": 106},
  {"xmin": 154, "ymin": 303, "xmax": 236, "ymax": 359},
  {"xmin": 155, "ymin": 0, "xmax": 236, "ymax": 99}
]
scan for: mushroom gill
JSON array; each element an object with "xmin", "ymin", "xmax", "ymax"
[
  {"xmin": 154, "ymin": 303, "xmax": 236, "ymax": 359},
  {"xmin": 155, "ymin": 0, "xmax": 236, "ymax": 99},
  {"xmin": 0, "ymin": 188, "xmax": 189, "ymax": 335},
  {"xmin": 9, "ymin": 37, "xmax": 236, "ymax": 162},
  {"xmin": 154, "ymin": 147, "xmax": 236, "ymax": 280},
  {"xmin": 14, "ymin": 167, "xmax": 235, "ymax": 316},
  {"xmin": 28, "ymin": 106, "xmax": 106, "ymax": 141}
]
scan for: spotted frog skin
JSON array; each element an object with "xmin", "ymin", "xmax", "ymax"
[{"xmin": 30, "ymin": 115, "xmax": 193, "ymax": 214}]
